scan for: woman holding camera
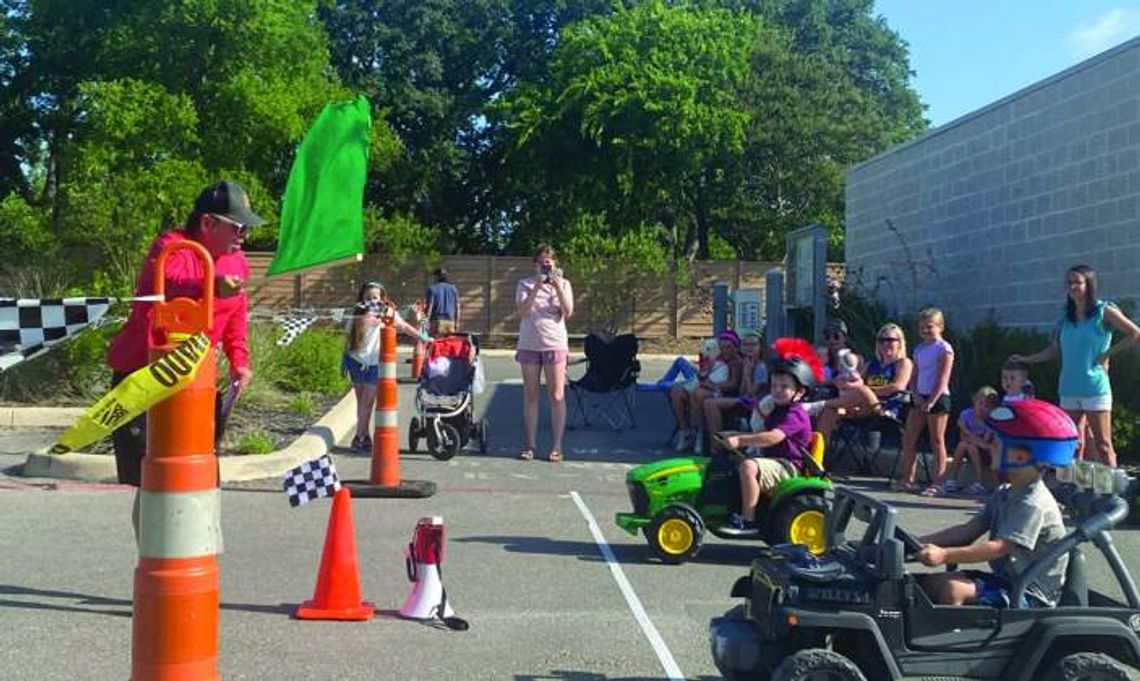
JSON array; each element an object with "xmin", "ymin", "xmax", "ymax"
[{"xmin": 516, "ymin": 244, "xmax": 574, "ymax": 462}]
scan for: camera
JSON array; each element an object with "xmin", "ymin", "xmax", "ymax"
[{"xmin": 540, "ymin": 263, "xmax": 553, "ymax": 283}]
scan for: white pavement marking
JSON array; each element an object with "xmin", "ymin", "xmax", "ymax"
[{"xmin": 570, "ymin": 491, "xmax": 685, "ymax": 681}]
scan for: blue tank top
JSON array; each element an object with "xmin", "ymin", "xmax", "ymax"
[
  {"xmin": 1057, "ymin": 300, "xmax": 1113, "ymax": 398},
  {"xmin": 865, "ymin": 358, "xmax": 903, "ymax": 419}
]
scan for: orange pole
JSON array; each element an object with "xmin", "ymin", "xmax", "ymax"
[
  {"xmin": 132, "ymin": 240, "xmax": 220, "ymax": 681},
  {"xmin": 371, "ymin": 323, "xmax": 400, "ymax": 486}
]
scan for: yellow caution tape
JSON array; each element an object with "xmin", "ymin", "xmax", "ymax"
[{"xmin": 50, "ymin": 332, "xmax": 211, "ymax": 454}]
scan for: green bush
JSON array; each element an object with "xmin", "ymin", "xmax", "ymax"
[
  {"xmin": 265, "ymin": 325, "xmax": 349, "ymax": 395},
  {"xmin": 288, "ymin": 393, "xmax": 317, "ymax": 417},
  {"xmin": 234, "ymin": 430, "xmax": 276, "ymax": 455}
]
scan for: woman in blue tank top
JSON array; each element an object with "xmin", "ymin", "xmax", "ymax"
[{"xmin": 1011, "ymin": 265, "xmax": 1140, "ymax": 467}]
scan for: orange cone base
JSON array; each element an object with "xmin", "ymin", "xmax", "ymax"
[
  {"xmin": 294, "ymin": 600, "xmax": 375, "ymax": 621},
  {"xmin": 343, "ymin": 479, "xmax": 437, "ymax": 498}
]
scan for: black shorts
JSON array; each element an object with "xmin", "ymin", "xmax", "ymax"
[{"xmin": 918, "ymin": 393, "xmax": 952, "ymax": 414}]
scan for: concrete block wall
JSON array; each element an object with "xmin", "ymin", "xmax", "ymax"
[{"xmin": 846, "ymin": 37, "xmax": 1140, "ymax": 330}]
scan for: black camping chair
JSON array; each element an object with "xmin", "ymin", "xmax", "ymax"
[{"xmin": 567, "ymin": 331, "xmax": 640, "ymax": 431}]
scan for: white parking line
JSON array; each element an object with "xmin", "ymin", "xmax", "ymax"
[{"xmin": 570, "ymin": 491, "xmax": 684, "ymax": 681}]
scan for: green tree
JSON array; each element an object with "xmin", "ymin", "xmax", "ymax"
[
  {"xmin": 319, "ymin": 0, "xmax": 614, "ymax": 252},
  {"xmin": 0, "ymin": 0, "xmax": 350, "ymax": 292},
  {"xmin": 493, "ymin": 1, "xmax": 759, "ymax": 259}
]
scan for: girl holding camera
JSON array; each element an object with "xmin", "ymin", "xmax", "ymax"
[
  {"xmin": 342, "ymin": 281, "xmax": 428, "ymax": 452},
  {"xmin": 516, "ymin": 244, "xmax": 575, "ymax": 462}
]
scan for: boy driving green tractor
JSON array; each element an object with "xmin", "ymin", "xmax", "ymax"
[{"xmin": 616, "ymin": 344, "xmax": 832, "ymax": 563}]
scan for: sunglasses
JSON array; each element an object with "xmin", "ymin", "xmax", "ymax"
[
  {"xmin": 211, "ymin": 213, "xmax": 251, "ymax": 237},
  {"xmin": 877, "ymin": 337, "xmax": 901, "ymax": 344},
  {"xmin": 823, "ymin": 332, "xmax": 844, "ymax": 340}
]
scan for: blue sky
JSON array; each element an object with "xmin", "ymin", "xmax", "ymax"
[{"xmin": 874, "ymin": 1, "xmax": 1140, "ymax": 127}]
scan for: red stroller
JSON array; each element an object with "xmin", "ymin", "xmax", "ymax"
[{"xmin": 408, "ymin": 334, "xmax": 488, "ymax": 460}]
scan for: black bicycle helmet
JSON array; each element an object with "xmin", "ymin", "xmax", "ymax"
[{"xmin": 768, "ymin": 356, "xmax": 816, "ymax": 392}]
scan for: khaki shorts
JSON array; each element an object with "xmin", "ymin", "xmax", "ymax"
[
  {"xmin": 431, "ymin": 319, "xmax": 456, "ymax": 335},
  {"xmin": 753, "ymin": 457, "xmax": 797, "ymax": 491}
]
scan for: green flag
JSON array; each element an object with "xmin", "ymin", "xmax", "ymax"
[{"xmin": 268, "ymin": 95, "xmax": 371, "ymax": 276}]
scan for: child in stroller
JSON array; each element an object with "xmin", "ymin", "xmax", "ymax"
[{"xmin": 407, "ymin": 334, "xmax": 488, "ymax": 460}]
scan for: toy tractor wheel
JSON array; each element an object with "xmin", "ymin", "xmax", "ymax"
[
  {"xmin": 427, "ymin": 422, "xmax": 462, "ymax": 461},
  {"xmin": 771, "ymin": 649, "xmax": 867, "ymax": 681},
  {"xmin": 1045, "ymin": 652, "xmax": 1134, "ymax": 681},
  {"xmin": 646, "ymin": 505, "xmax": 704, "ymax": 564},
  {"xmin": 407, "ymin": 418, "xmax": 421, "ymax": 453},
  {"xmin": 772, "ymin": 494, "xmax": 829, "ymax": 555}
]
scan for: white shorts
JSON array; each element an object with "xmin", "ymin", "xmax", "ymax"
[{"xmin": 1059, "ymin": 394, "xmax": 1112, "ymax": 412}]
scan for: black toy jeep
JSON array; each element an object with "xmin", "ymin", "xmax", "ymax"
[{"xmin": 709, "ymin": 485, "xmax": 1140, "ymax": 680}]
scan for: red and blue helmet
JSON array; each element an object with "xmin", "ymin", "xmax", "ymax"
[{"xmin": 984, "ymin": 399, "xmax": 1078, "ymax": 469}]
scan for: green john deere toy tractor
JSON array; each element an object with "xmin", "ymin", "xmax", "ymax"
[{"xmin": 615, "ymin": 432, "xmax": 832, "ymax": 564}]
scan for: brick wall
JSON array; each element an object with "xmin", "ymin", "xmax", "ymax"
[{"xmin": 845, "ymin": 37, "xmax": 1140, "ymax": 330}]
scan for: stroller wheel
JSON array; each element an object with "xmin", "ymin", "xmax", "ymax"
[
  {"xmin": 477, "ymin": 418, "xmax": 489, "ymax": 455},
  {"xmin": 428, "ymin": 422, "xmax": 462, "ymax": 461},
  {"xmin": 407, "ymin": 418, "xmax": 420, "ymax": 454}
]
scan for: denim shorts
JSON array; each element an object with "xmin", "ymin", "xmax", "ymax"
[
  {"xmin": 969, "ymin": 571, "xmax": 1048, "ymax": 609},
  {"xmin": 515, "ymin": 349, "xmax": 569, "ymax": 366},
  {"xmin": 342, "ymin": 353, "xmax": 379, "ymax": 384}
]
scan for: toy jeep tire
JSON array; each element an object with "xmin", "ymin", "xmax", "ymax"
[
  {"xmin": 770, "ymin": 493, "xmax": 828, "ymax": 555},
  {"xmin": 1046, "ymin": 652, "xmax": 1134, "ymax": 681},
  {"xmin": 709, "ymin": 605, "xmax": 777, "ymax": 681},
  {"xmin": 646, "ymin": 504, "xmax": 704, "ymax": 564},
  {"xmin": 771, "ymin": 649, "xmax": 867, "ymax": 681}
]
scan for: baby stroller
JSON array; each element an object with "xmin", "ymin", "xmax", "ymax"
[{"xmin": 407, "ymin": 334, "xmax": 488, "ymax": 461}]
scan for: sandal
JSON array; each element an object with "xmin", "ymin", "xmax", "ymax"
[
  {"xmin": 518, "ymin": 448, "xmax": 536, "ymax": 461},
  {"xmin": 920, "ymin": 484, "xmax": 944, "ymax": 498},
  {"xmin": 547, "ymin": 449, "xmax": 563, "ymax": 463},
  {"xmin": 888, "ymin": 479, "xmax": 917, "ymax": 493}
]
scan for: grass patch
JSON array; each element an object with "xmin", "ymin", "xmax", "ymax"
[{"xmin": 233, "ymin": 430, "xmax": 276, "ymax": 455}]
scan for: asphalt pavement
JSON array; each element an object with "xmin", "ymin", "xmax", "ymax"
[{"xmin": 2, "ymin": 353, "xmax": 1138, "ymax": 680}]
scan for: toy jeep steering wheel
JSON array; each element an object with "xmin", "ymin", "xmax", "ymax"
[{"xmin": 712, "ymin": 431, "xmax": 748, "ymax": 458}]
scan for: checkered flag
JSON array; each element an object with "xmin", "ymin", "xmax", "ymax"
[
  {"xmin": 282, "ymin": 454, "xmax": 342, "ymax": 507},
  {"xmin": 0, "ymin": 297, "xmax": 113, "ymax": 372},
  {"xmin": 276, "ymin": 315, "xmax": 319, "ymax": 346}
]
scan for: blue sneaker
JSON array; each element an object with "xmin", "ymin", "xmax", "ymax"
[{"xmin": 721, "ymin": 512, "xmax": 760, "ymax": 537}]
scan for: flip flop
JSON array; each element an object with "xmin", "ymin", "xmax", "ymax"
[
  {"xmin": 547, "ymin": 449, "xmax": 563, "ymax": 463},
  {"xmin": 518, "ymin": 448, "xmax": 536, "ymax": 461}
]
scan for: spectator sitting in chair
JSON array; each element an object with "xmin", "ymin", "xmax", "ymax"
[
  {"xmin": 670, "ymin": 330, "xmax": 742, "ymax": 454},
  {"xmin": 703, "ymin": 330, "xmax": 768, "ymax": 437},
  {"xmin": 811, "ymin": 322, "xmax": 913, "ymax": 447},
  {"xmin": 719, "ymin": 357, "xmax": 815, "ymax": 536}
]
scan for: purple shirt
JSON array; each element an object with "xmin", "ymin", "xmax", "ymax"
[
  {"xmin": 913, "ymin": 339, "xmax": 953, "ymax": 397},
  {"xmin": 958, "ymin": 408, "xmax": 990, "ymax": 439},
  {"xmin": 762, "ymin": 403, "xmax": 813, "ymax": 469}
]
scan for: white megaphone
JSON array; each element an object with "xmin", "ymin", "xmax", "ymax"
[{"xmin": 401, "ymin": 516, "xmax": 467, "ymax": 629}]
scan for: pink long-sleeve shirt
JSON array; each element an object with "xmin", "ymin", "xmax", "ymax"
[{"xmin": 106, "ymin": 230, "xmax": 251, "ymax": 376}]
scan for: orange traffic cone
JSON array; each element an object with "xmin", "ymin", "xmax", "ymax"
[
  {"xmin": 294, "ymin": 488, "xmax": 375, "ymax": 621},
  {"xmin": 410, "ymin": 338, "xmax": 425, "ymax": 380}
]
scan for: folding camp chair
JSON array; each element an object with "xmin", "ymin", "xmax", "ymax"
[
  {"xmin": 826, "ymin": 413, "xmax": 906, "ymax": 476},
  {"xmin": 567, "ymin": 331, "xmax": 640, "ymax": 431}
]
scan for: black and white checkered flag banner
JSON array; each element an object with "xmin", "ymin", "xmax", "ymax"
[
  {"xmin": 276, "ymin": 315, "xmax": 320, "ymax": 346},
  {"xmin": 0, "ymin": 296, "xmax": 149, "ymax": 373},
  {"xmin": 282, "ymin": 454, "xmax": 342, "ymax": 508}
]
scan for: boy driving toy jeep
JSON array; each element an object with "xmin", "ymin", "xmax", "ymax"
[{"xmin": 917, "ymin": 398, "xmax": 1079, "ymax": 607}]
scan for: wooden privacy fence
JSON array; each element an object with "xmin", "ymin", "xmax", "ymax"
[{"xmin": 246, "ymin": 253, "xmax": 791, "ymax": 339}]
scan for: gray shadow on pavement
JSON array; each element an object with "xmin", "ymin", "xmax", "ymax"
[
  {"xmin": 516, "ymin": 673, "xmax": 719, "ymax": 680},
  {"xmin": 479, "ymin": 384, "xmax": 677, "ymax": 465},
  {"xmin": 0, "ymin": 584, "xmax": 294, "ymax": 617},
  {"xmin": 454, "ymin": 535, "xmax": 761, "ymax": 568}
]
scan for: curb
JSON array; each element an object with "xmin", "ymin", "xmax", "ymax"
[
  {"xmin": 0, "ymin": 407, "xmax": 86, "ymax": 428},
  {"xmin": 19, "ymin": 391, "xmax": 358, "ymax": 484}
]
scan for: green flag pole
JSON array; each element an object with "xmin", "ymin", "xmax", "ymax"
[{"xmin": 267, "ymin": 95, "xmax": 372, "ymax": 277}]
